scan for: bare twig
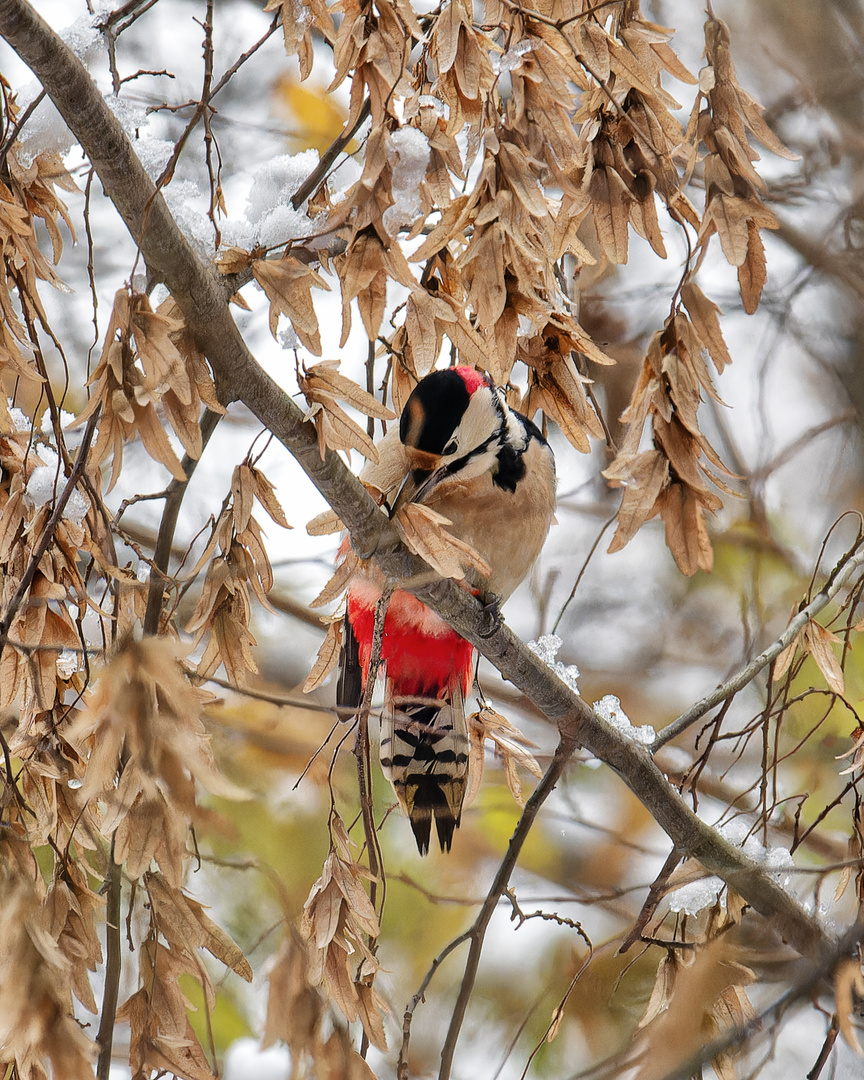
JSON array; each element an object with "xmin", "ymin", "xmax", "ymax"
[
  {"xmin": 398, "ymin": 932, "xmax": 473, "ymax": 1080},
  {"xmin": 143, "ymin": 407, "xmax": 222, "ymax": 635},
  {"xmin": 290, "ymin": 98, "xmax": 371, "ymax": 209},
  {"xmin": 0, "ymin": 0, "xmax": 840, "ymax": 985},
  {"xmin": 96, "ymin": 837, "xmax": 122, "ymax": 1080},
  {"xmin": 653, "ymin": 539, "xmax": 864, "ymax": 750},
  {"xmin": 438, "ymin": 735, "xmax": 578, "ymax": 1080},
  {"xmin": 618, "ymin": 844, "xmax": 683, "ymax": 954}
]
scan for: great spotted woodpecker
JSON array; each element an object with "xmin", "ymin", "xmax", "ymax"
[{"xmin": 338, "ymin": 366, "xmax": 556, "ymax": 854}]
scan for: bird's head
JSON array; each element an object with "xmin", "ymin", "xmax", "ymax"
[{"xmin": 390, "ymin": 365, "xmax": 525, "ymax": 515}]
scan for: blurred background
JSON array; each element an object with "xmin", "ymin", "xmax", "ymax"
[{"xmin": 3, "ymin": 0, "xmax": 864, "ymax": 1076}]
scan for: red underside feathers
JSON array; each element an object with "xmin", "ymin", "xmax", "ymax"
[{"xmin": 347, "ymin": 589, "xmax": 474, "ymax": 699}]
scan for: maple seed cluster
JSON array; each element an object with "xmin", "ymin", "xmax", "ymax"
[{"xmin": 0, "ymin": 0, "xmax": 804, "ymax": 1076}]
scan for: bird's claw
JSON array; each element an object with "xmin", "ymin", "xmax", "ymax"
[
  {"xmin": 350, "ymin": 535, "xmax": 379, "ymax": 561},
  {"xmin": 477, "ymin": 594, "xmax": 503, "ymax": 639}
]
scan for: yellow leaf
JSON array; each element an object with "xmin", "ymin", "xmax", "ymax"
[{"xmin": 273, "ymin": 74, "xmax": 353, "ymax": 154}]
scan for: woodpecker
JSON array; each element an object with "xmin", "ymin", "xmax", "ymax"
[{"xmin": 338, "ymin": 365, "xmax": 556, "ymax": 854}]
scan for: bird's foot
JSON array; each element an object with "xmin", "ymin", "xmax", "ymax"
[{"xmin": 476, "ymin": 593, "xmax": 503, "ymax": 639}]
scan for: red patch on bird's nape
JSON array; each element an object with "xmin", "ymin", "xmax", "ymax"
[{"xmin": 453, "ymin": 365, "xmax": 489, "ymax": 396}]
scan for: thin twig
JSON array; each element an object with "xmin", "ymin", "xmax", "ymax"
[
  {"xmin": 0, "ymin": 86, "xmax": 44, "ymax": 171},
  {"xmin": 353, "ymin": 587, "xmax": 391, "ymax": 1058},
  {"xmin": 290, "ymin": 98, "xmax": 371, "ymax": 209},
  {"xmin": 653, "ymin": 540, "xmax": 864, "ymax": 750},
  {"xmin": 96, "ymin": 836, "xmax": 122, "ymax": 1080},
  {"xmin": 142, "ymin": 407, "xmax": 221, "ymax": 635},
  {"xmin": 354, "ymin": 586, "xmax": 392, "ymax": 892},
  {"xmin": 618, "ymin": 845, "xmax": 683, "ymax": 954},
  {"xmin": 438, "ymin": 735, "xmax": 578, "ymax": 1080},
  {"xmin": 398, "ymin": 932, "xmax": 473, "ymax": 1080},
  {"xmin": 552, "ymin": 509, "xmax": 618, "ymax": 634}
]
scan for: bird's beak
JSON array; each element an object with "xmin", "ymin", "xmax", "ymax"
[{"xmin": 389, "ymin": 452, "xmax": 445, "ymax": 518}]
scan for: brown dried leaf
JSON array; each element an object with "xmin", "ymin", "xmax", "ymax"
[
  {"xmin": 591, "ymin": 165, "xmax": 631, "ymax": 264},
  {"xmin": 310, "ymin": 552, "xmax": 358, "ymax": 608},
  {"xmin": 301, "ymin": 388, "xmax": 380, "ymax": 462},
  {"xmin": 773, "ymin": 609, "xmax": 801, "ymax": 680},
  {"xmin": 253, "ymin": 256, "xmax": 330, "ymax": 355},
  {"xmin": 216, "ymin": 246, "xmax": 253, "ymax": 275},
  {"xmin": 304, "ymin": 359, "xmax": 396, "ymax": 421},
  {"xmin": 303, "ymin": 616, "xmax": 343, "ymax": 693},
  {"xmin": 397, "ymin": 502, "xmax": 491, "ymax": 581},
  {"xmin": 306, "ymin": 508, "xmax": 345, "ymax": 535},
  {"xmin": 145, "ymin": 871, "xmax": 253, "ymax": 981},
  {"xmin": 250, "ymin": 466, "xmax": 292, "ymax": 529},
  {"xmin": 637, "ymin": 951, "xmax": 678, "ymax": 1029},
  {"xmin": 835, "ymin": 958, "xmax": 864, "ymax": 1054},
  {"xmin": 262, "ymin": 931, "xmax": 324, "ymax": 1053},
  {"xmin": 738, "ymin": 220, "xmax": 766, "ymax": 314},
  {"xmin": 657, "ymin": 483, "xmax": 714, "ymax": 576},
  {"xmin": 468, "ymin": 706, "xmax": 541, "ymax": 808},
  {"xmin": 680, "ymin": 281, "xmax": 732, "ymax": 374},
  {"xmin": 605, "ymin": 450, "xmax": 669, "ymax": 553},
  {"xmin": 356, "ymin": 983, "xmax": 388, "ymax": 1052},
  {"xmin": 804, "ymin": 620, "xmax": 845, "ymax": 696}
]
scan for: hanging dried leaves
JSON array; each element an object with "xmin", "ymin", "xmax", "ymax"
[
  {"xmin": 632, "ymin": 938, "xmax": 756, "ymax": 1080},
  {"xmin": 253, "ymin": 254, "xmax": 331, "ymax": 355},
  {"xmin": 803, "ymin": 619, "xmax": 845, "ymax": 695},
  {"xmin": 301, "ymin": 816, "xmax": 388, "ymax": 1052},
  {"xmin": 687, "ymin": 15, "xmax": 795, "ymax": 313},
  {"xmin": 466, "ymin": 706, "xmax": 542, "ymax": 809},
  {"xmin": 0, "ymin": 864, "xmax": 96, "ymax": 1080},
  {"xmin": 76, "ymin": 287, "xmax": 222, "ymax": 491},
  {"xmin": 186, "ymin": 461, "xmax": 289, "ymax": 685},
  {"xmin": 115, "ymin": 874, "xmax": 252, "ymax": 1080},
  {"xmin": 298, "ymin": 357, "xmax": 396, "ymax": 461},
  {"xmin": 0, "ymin": 413, "xmax": 93, "ymax": 716},
  {"xmin": 68, "ymin": 636, "xmax": 245, "ymax": 886},
  {"xmin": 395, "ymin": 502, "xmax": 492, "ymax": 583},
  {"xmin": 0, "ymin": 87, "xmax": 76, "ymax": 394},
  {"xmin": 604, "ymin": 303, "xmax": 735, "ymax": 575}
]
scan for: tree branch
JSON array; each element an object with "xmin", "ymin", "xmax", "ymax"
[
  {"xmin": 0, "ymin": 0, "xmax": 841, "ymax": 983},
  {"xmin": 653, "ymin": 540, "xmax": 864, "ymax": 750},
  {"xmin": 438, "ymin": 735, "xmax": 578, "ymax": 1080}
]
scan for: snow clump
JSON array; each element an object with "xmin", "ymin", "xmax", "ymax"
[
  {"xmin": 382, "ymin": 127, "xmax": 429, "ymax": 237},
  {"xmin": 25, "ymin": 444, "xmax": 89, "ymax": 526},
  {"xmin": 242, "ymin": 150, "xmax": 320, "ymax": 249},
  {"xmin": 592, "ymin": 694, "xmax": 655, "ymax": 746},
  {"xmin": 667, "ymin": 819, "xmax": 794, "ymax": 916},
  {"xmin": 528, "ymin": 634, "xmax": 580, "ymax": 693}
]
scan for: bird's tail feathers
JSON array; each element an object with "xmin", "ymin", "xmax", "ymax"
[{"xmin": 380, "ymin": 687, "xmax": 469, "ymax": 854}]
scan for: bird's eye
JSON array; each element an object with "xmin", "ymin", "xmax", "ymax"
[{"xmin": 444, "ymin": 439, "xmax": 458, "ymax": 456}]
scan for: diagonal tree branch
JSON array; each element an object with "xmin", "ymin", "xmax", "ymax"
[{"xmin": 0, "ymin": 0, "xmax": 841, "ymax": 987}]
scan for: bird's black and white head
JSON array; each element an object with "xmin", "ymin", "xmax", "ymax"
[{"xmin": 391, "ymin": 366, "xmax": 531, "ymax": 513}]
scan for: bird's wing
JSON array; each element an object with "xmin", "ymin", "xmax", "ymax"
[{"xmin": 336, "ymin": 612, "xmax": 363, "ymax": 719}]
